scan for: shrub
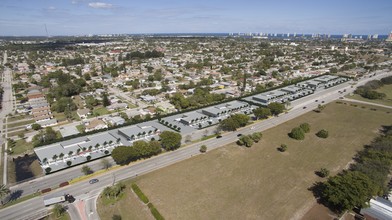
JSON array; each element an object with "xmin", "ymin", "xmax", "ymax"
[
  {"xmin": 200, "ymin": 145, "xmax": 207, "ymax": 153},
  {"xmin": 317, "ymin": 168, "xmax": 330, "ymax": 178},
  {"xmin": 86, "ymin": 155, "xmax": 92, "ymax": 161},
  {"xmin": 112, "ymin": 214, "xmax": 122, "ymax": 220},
  {"xmin": 45, "ymin": 167, "xmax": 52, "ymax": 174},
  {"xmin": 289, "ymin": 127, "xmax": 305, "ymax": 140},
  {"xmin": 299, "ymin": 123, "xmax": 310, "ymax": 133},
  {"xmin": 66, "ymin": 161, "xmax": 72, "ymax": 166},
  {"xmin": 237, "ymin": 135, "xmax": 254, "ymax": 147},
  {"xmin": 279, "ymin": 144, "xmax": 287, "ymax": 152},
  {"xmin": 316, "ymin": 129, "xmax": 329, "ymax": 138},
  {"xmin": 250, "ymin": 132, "xmax": 262, "ymax": 143},
  {"xmin": 41, "ymin": 188, "xmax": 51, "ymax": 193},
  {"xmin": 59, "ymin": 182, "xmax": 69, "ymax": 187},
  {"xmin": 131, "ymin": 183, "xmax": 149, "ymax": 204}
]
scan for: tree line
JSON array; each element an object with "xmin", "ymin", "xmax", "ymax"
[
  {"xmin": 354, "ymin": 76, "xmax": 392, "ymax": 100},
  {"xmin": 124, "ymin": 50, "xmax": 164, "ymax": 60},
  {"xmin": 111, "ymin": 131, "xmax": 181, "ymax": 165},
  {"xmin": 311, "ymin": 125, "xmax": 392, "ymax": 214}
]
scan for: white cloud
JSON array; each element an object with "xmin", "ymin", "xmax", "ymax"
[
  {"xmin": 48, "ymin": 6, "xmax": 56, "ymax": 10},
  {"xmin": 88, "ymin": 2, "xmax": 113, "ymax": 9}
]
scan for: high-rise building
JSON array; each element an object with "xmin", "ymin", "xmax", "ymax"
[{"xmin": 386, "ymin": 31, "xmax": 392, "ymax": 42}]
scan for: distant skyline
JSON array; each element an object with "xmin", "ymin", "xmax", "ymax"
[{"xmin": 0, "ymin": 0, "xmax": 391, "ymax": 36}]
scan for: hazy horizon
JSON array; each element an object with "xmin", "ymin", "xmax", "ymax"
[{"xmin": 1, "ymin": 0, "xmax": 391, "ymax": 36}]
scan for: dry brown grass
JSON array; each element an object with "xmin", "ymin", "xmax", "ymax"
[{"xmin": 132, "ymin": 102, "xmax": 392, "ymax": 220}]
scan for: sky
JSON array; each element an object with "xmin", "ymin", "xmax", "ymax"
[{"xmin": 0, "ymin": 0, "xmax": 391, "ymax": 36}]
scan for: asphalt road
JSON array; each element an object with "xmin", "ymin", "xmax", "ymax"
[
  {"xmin": 0, "ymin": 70, "xmax": 391, "ymax": 220},
  {"xmin": 1, "ymin": 51, "xmax": 15, "ymax": 185}
]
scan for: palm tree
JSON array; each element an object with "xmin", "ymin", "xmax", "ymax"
[
  {"xmin": 52, "ymin": 154, "xmax": 58, "ymax": 161},
  {"xmin": 88, "ymin": 146, "xmax": 93, "ymax": 151},
  {"xmin": 95, "ymin": 143, "xmax": 100, "ymax": 149},
  {"xmin": 0, "ymin": 184, "xmax": 11, "ymax": 201},
  {"xmin": 103, "ymin": 141, "xmax": 107, "ymax": 146},
  {"xmin": 68, "ymin": 151, "xmax": 73, "ymax": 157},
  {"xmin": 59, "ymin": 153, "xmax": 64, "ymax": 159}
]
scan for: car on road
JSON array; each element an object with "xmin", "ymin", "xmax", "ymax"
[
  {"xmin": 315, "ymin": 100, "xmax": 318, "ymax": 102},
  {"xmin": 321, "ymin": 101, "xmax": 325, "ymax": 103},
  {"xmin": 303, "ymin": 106, "xmax": 307, "ymax": 109},
  {"xmin": 237, "ymin": 134, "xmax": 243, "ymax": 137},
  {"xmin": 216, "ymin": 135, "xmax": 222, "ymax": 138},
  {"xmin": 89, "ymin": 179, "xmax": 99, "ymax": 184}
]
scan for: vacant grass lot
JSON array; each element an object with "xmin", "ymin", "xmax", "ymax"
[
  {"xmin": 128, "ymin": 102, "xmax": 392, "ymax": 220},
  {"xmin": 7, "ymin": 119, "xmax": 35, "ymax": 128},
  {"xmin": 97, "ymin": 182, "xmax": 154, "ymax": 220},
  {"xmin": 348, "ymin": 84, "xmax": 392, "ymax": 106},
  {"xmin": 13, "ymin": 139, "xmax": 33, "ymax": 155},
  {"xmin": 92, "ymin": 106, "xmax": 110, "ymax": 116}
]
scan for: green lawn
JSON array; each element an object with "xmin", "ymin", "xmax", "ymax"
[
  {"xmin": 76, "ymin": 124, "xmax": 85, "ymax": 133},
  {"xmin": 124, "ymin": 102, "xmax": 392, "ymax": 220},
  {"xmin": 347, "ymin": 84, "xmax": 392, "ymax": 107},
  {"xmin": 53, "ymin": 112, "xmax": 67, "ymax": 122},
  {"xmin": 92, "ymin": 106, "xmax": 110, "ymax": 116},
  {"xmin": 8, "ymin": 115, "xmax": 33, "ymax": 122},
  {"xmin": 7, "ymin": 119, "xmax": 35, "ymax": 128},
  {"xmin": 8, "ymin": 130, "xmax": 28, "ymax": 138},
  {"xmin": 12, "ymin": 139, "xmax": 34, "ymax": 155}
]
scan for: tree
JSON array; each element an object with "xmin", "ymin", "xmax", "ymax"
[
  {"xmin": 237, "ymin": 135, "xmax": 254, "ymax": 147},
  {"xmin": 112, "ymin": 214, "xmax": 122, "ymax": 220},
  {"xmin": 160, "ymin": 131, "xmax": 182, "ymax": 151},
  {"xmin": 253, "ymin": 107, "xmax": 271, "ymax": 120},
  {"xmin": 0, "ymin": 184, "xmax": 10, "ymax": 200},
  {"xmin": 102, "ymin": 93, "xmax": 110, "ymax": 107},
  {"xmin": 268, "ymin": 102, "xmax": 285, "ymax": 116},
  {"xmin": 31, "ymin": 123, "xmax": 42, "ymax": 130},
  {"xmin": 250, "ymin": 132, "xmax": 262, "ymax": 143},
  {"xmin": 299, "ymin": 123, "xmax": 310, "ymax": 133},
  {"xmin": 289, "ymin": 127, "xmax": 305, "ymax": 140},
  {"xmin": 279, "ymin": 144, "xmax": 287, "ymax": 152},
  {"xmin": 45, "ymin": 167, "xmax": 52, "ymax": 174},
  {"xmin": 316, "ymin": 129, "xmax": 329, "ymax": 138},
  {"xmin": 200, "ymin": 145, "xmax": 207, "ymax": 153},
  {"xmin": 317, "ymin": 168, "xmax": 330, "ymax": 178},
  {"xmin": 81, "ymin": 165, "xmax": 93, "ymax": 175},
  {"xmin": 111, "ymin": 146, "xmax": 131, "ymax": 165},
  {"xmin": 316, "ymin": 104, "xmax": 325, "ymax": 113},
  {"xmin": 101, "ymin": 158, "xmax": 111, "ymax": 170},
  {"xmin": 219, "ymin": 114, "xmax": 250, "ymax": 131},
  {"xmin": 52, "ymin": 204, "xmax": 65, "ymax": 217},
  {"xmin": 320, "ymin": 171, "xmax": 378, "ymax": 213}
]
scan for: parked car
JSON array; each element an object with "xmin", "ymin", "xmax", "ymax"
[
  {"xmin": 216, "ymin": 135, "xmax": 222, "ymax": 139},
  {"xmin": 89, "ymin": 179, "xmax": 99, "ymax": 184},
  {"xmin": 237, "ymin": 134, "xmax": 243, "ymax": 137}
]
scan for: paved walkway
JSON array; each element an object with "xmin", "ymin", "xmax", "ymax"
[{"xmin": 343, "ymin": 97, "xmax": 392, "ymax": 109}]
